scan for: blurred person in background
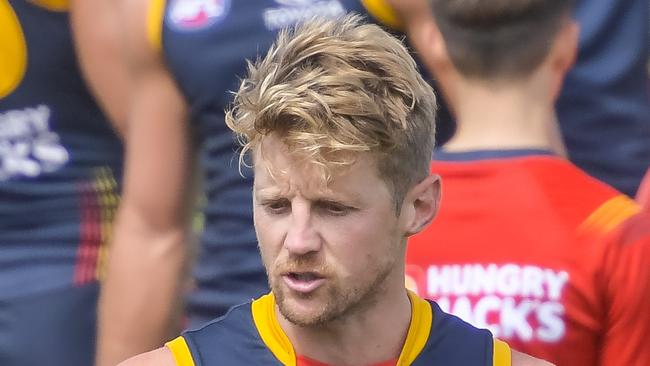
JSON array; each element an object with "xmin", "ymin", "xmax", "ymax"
[
  {"xmin": 0, "ymin": 0, "xmax": 126, "ymax": 365},
  {"xmin": 77, "ymin": 1, "xmax": 417, "ymax": 365},
  {"xmin": 396, "ymin": 0, "xmax": 650, "ymax": 196},
  {"xmin": 403, "ymin": 0, "xmax": 650, "ymax": 365},
  {"xmin": 555, "ymin": 0, "xmax": 649, "ymax": 197},
  {"xmin": 118, "ymin": 16, "xmax": 551, "ymax": 366}
]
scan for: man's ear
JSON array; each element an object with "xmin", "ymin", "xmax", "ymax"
[
  {"xmin": 415, "ymin": 23, "xmax": 460, "ymax": 115},
  {"xmin": 402, "ymin": 174, "xmax": 441, "ymax": 236},
  {"xmin": 553, "ymin": 19, "xmax": 579, "ymax": 74},
  {"xmin": 415, "ymin": 21, "xmax": 450, "ymax": 80},
  {"xmin": 548, "ymin": 18, "xmax": 579, "ymax": 101}
]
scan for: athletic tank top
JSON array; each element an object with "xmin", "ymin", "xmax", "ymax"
[
  {"xmin": 0, "ymin": 0, "xmax": 123, "ymax": 299},
  {"xmin": 166, "ymin": 291, "xmax": 511, "ymax": 365}
]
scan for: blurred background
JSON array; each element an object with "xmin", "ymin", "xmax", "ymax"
[{"xmin": 0, "ymin": 0, "xmax": 648, "ymax": 365}]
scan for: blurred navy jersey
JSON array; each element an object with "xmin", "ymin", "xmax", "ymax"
[
  {"xmin": 165, "ymin": 291, "xmax": 512, "ymax": 366},
  {"xmin": 150, "ymin": 0, "xmax": 402, "ymax": 325},
  {"xmin": 0, "ymin": 284, "xmax": 99, "ymax": 366},
  {"xmin": 0, "ymin": 0, "xmax": 123, "ymax": 300},
  {"xmin": 556, "ymin": 0, "xmax": 650, "ymax": 196}
]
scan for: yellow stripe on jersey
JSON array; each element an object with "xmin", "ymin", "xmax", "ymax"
[
  {"xmin": 0, "ymin": 0, "xmax": 27, "ymax": 99},
  {"xmin": 251, "ymin": 291, "xmax": 432, "ymax": 366},
  {"xmin": 493, "ymin": 339, "xmax": 511, "ymax": 366},
  {"xmin": 578, "ymin": 195, "xmax": 641, "ymax": 235},
  {"xmin": 396, "ymin": 291, "xmax": 433, "ymax": 365},
  {"xmin": 28, "ymin": 0, "xmax": 69, "ymax": 11},
  {"xmin": 361, "ymin": 0, "xmax": 404, "ymax": 31},
  {"xmin": 147, "ymin": 0, "xmax": 166, "ymax": 53},
  {"xmin": 94, "ymin": 167, "xmax": 120, "ymax": 281},
  {"xmin": 251, "ymin": 294, "xmax": 297, "ymax": 366},
  {"xmin": 165, "ymin": 336, "xmax": 197, "ymax": 366}
]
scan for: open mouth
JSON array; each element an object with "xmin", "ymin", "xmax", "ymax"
[
  {"xmin": 282, "ymin": 272, "xmax": 326, "ymax": 293},
  {"xmin": 288, "ymin": 272, "xmax": 321, "ymax": 281}
]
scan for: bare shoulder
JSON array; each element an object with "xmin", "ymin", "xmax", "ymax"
[
  {"xmin": 511, "ymin": 349, "xmax": 555, "ymax": 366},
  {"xmin": 117, "ymin": 0, "xmax": 161, "ymax": 65},
  {"xmin": 117, "ymin": 347, "xmax": 176, "ymax": 366}
]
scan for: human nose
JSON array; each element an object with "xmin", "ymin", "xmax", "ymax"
[{"xmin": 284, "ymin": 202, "xmax": 321, "ymax": 256}]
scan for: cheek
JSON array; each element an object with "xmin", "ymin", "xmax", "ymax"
[
  {"xmin": 322, "ymin": 215, "xmax": 393, "ymax": 275},
  {"xmin": 254, "ymin": 212, "xmax": 286, "ymax": 263}
]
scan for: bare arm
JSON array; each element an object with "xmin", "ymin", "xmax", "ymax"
[
  {"xmin": 70, "ymin": 0, "xmax": 129, "ymax": 136},
  {"xmin": 511, "ymin": 350, "xmax": 555, "ymax": 366},
  {"xmin": 91, "ymin": 0, "xmax": 194, "ymax": 365},
  {"xmin": 117, "ymin": 347, "xmax": 176, "ymax": 366}
]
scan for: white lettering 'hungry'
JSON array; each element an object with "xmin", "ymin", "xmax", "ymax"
[{"xmin": 427, "ymin": 263, "xmax": 568, "ymax": 299}]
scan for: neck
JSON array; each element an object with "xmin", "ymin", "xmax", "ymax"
[
  {"xmin": 278, "ymin": 273, "xmax": 411, "ymax": 366},
  {"xmin": 443, "ymin": 76, "xmax": 565, "ymax": 156}
]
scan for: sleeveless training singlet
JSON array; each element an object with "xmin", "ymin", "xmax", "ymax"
[{"xmin": 0, "ymin": 0, "xmax": 123, "ymax": 299}]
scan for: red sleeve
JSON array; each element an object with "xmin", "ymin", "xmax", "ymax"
[{"xmin": 598, "ymin": 212, "xmax": 650, "ymax": 366}]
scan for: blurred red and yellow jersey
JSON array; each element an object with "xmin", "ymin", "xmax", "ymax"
[{"xmin": 406, "ymin": 154, "xmax": 650, "ymax": 366}]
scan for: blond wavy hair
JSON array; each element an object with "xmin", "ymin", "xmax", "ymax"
[{"xmin": 226, "ymin": 14, "xmax": 437, "ymax": 207}]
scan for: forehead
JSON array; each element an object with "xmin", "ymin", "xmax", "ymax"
[{"xmin": 252, "ymin": 136, "xmax": 385, "ymax": 198}]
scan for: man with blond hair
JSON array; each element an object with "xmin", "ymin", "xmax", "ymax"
[
  {"xmin": 118, "ymin": 15, "xmax": 551, "ymax": 366},
  {"xmin": 80, "ymin": 1, "xmax": 410, "ymax": 364}
]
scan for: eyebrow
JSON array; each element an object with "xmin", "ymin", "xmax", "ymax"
[{"xmin": 255, "ymin": 187, "xmax": 362, "ymax": 204}]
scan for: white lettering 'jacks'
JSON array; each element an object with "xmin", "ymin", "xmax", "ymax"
[
  {"xmin": 263, "ymin": 0, "xmax": 345, "ymax": 31},
  {"xmin": 0, "ymin": 105, "xmax": 69, "ymax": 180},
  {"xmin": 423, "ymin": 264, "xmax": 569, "ymax": 343}
]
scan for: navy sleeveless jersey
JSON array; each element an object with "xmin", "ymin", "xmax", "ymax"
[
  {"xmin": 166, "ymin": 292, "xmax": 511, "ymax": 365},
  {"xmin": 0, "ymin": 0, "xmax": 123, "ymax": 299},
  {"xmin": 155, "ymin": 0, "xmax": 399, "ymax": 323}
]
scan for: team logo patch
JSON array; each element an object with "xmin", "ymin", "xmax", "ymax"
[{"xmin": 168, "ymin": 0, "xmax": 230, "ymax": 31}]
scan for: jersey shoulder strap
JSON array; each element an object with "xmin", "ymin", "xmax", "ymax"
[
  {"xmin": 166, "ymin": 336, "xmax": 196, "ymax": 366},
  {"xmin": 360, "ymin": 0, "xmax": 404, "ymax": 30}
]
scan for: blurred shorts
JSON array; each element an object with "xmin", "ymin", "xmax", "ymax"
[{"xmin": 0, "ymin": 283, "xmax": 99, "ymax": 366}]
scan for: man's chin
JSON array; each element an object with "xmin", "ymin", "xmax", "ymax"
[
  {"xmin": 279, "ymin": 305, "xmax": 327, "ymax": 327},
  {"xmin": 276, "ymin": 289, "xmax": 332, "ymax": 327}
]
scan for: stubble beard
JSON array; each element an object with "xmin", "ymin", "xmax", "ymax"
[{"xmin": 271, "ymin": 258, "xmax": 395, "ymax": 328}]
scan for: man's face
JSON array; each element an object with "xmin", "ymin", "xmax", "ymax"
[{"xmin": 253, "ymin": 136, "xmax": 406, "ymax": 327}]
